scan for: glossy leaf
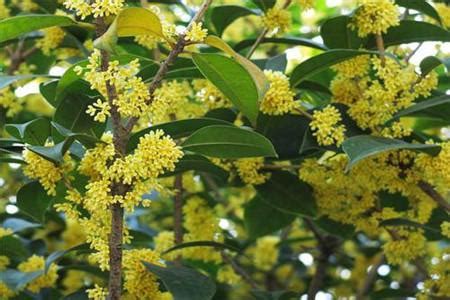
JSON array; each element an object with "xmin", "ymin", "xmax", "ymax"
[
  {"xmin": 211, "ymin": 5, "xmax": 258, "ymax": 36},
  {"xmin": 0, "ymin": 15, "xmax": 77, "ymax": 43},
  {"xmin": 45, "ymin": 244, "xmax": 91, "ymax": 273},
  {"xmin": 320, "ymin": 16, "xmax": 365, "ymax": 49},
  {"xmin": 252, "ymin": 0, "xmax": 276, "ymax": 11},
  {"xmin": 244, "ymin": 195, "xmax": 296, "ymax": 238},
  {"xmin": 182, "ymin": 125, "xmax": 277, "ymax": 158},
  {"xmin": 5, "ymin": 118, "xmax": 51, "ymax": 146},
  {"xmin": 0, "ymin": 269, "xmax": 43, "ymax": 291},
  {"xmin": 390, "ymin": 95, "xmax": 450, "ymax": 120},
  {"xmin": 290, "ymin": 49, "xmax": 376, "ymax": 87},
  {"xmin": 144, "ymin": 262, "xmax": 216, "ymax": 300},
  {"xmin": 16, "ymin": 181, "xmax": 52, "ymax": 223},
  {"xmin": 395, "ymin": 0, "xmax": 441, "ymax": 23},
  {"xmin": 164, "ymin": 155, "xmax": 229, "ymax": 182},
  {"xmin": 163, "ymin": 241, "xmax": 240, "ymax": 255},
  {"xmin": 128, "ymin": 118, "xmax": 232, "ymax": 152},
  {"xmin": 39, "ymin": 80, "xmax": 59, "ymax": 107},
  {"xmin": 342, "ymin": 135, "xmax": 441, "ymax": 170},
  {"xmin": 0, "ymin": 75, "xmax": 53, "ymax": 90},
  {"xmin": 420, "ymin": 56, "xmax": 447, "ymax": 76},
  {"xmin": 256, "ymin": 171, "xmax": 316, "ymax": 217},
  {"xmin": 2, "ymin": 218, "xmax": 41, "ymax": 233},
  {"xmin": 234, "ymin": 37, "xmax": 327, "ymax": 52},
  {"xmin": 192, "ymin": 53, "xmax": 263, "ymax": 123},
  {"xmin": 0, "ymin": 236, "xmax": 29, "ymax": 260}
]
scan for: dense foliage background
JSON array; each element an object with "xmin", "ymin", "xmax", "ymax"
[{"xmin": 0, "ymin": 0, "xmax": 449, "ymax": 299}]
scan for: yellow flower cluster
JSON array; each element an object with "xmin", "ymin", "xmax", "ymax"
[
  {"xmin": 415, "ymin": 141, "xmax": 450, "ymax": 195},
  {"xmin": 17, "ymin": 255, "xmax": 58, "ymax": 293},
  {"xmin": 183, "ymin": 196, "xmax": 223, "ymax": 262},
  {"xmin": 122, "ymin": 249, "xmax": 166, "ymax": 299},
  {"xmin": 0, "ymin": 0, "xmax": 10, "ymax": 19},
  {"xmin": 351, "ymin": 0, "xmax": 400, "ymax": 37},
  {"xmin": 435, "ymin": 3, "xmax": 450, "ymax": 29},
  {"xmin": 87, "ymin": 284, "xmax": 108, "ymax": 300},
  {"xmin": 0, "ymin": 228, "xmax": 13, "ymax": 298},
  {"xmin": 260, "ymin": 70, "xmax": 297, "ymax": 115},
  {"xmin": 150, "ymin": 80, "xmax": 192, "ymax": 124},
  {"xmin": 331, "ymin": 56, "xmax": 438, "ymax": 131},
  {"xmin": 250, "ymin": 236, "xmax": 280, "ymax": 271},
  {"xmin": 217, "ymin": 265, "xmax": 240, "ymax": 285},
  {"xmin": 234, "ymin": 157, "xmax": 270, "ymax": 185},
  {"xmin": 382, "ymin": 231, "xmax": 426, "ymax": 265},
  {"xmin": 185, "ymin": 22, "xmax": 208, "ymax": 43},
  {"xmin": 441, "ymin": 222, "xmax": 450, "ymax": 238},
  {"xmin": 193, "ymin": 79, "xmax": 232, "ymax": 110},
  {"xmin": 11, "ymin": 0, "xmax": 37, "ymax": 11},
  {"xmin": 262, "ymin": 8, "xmax": 291, "ymax": 35},
  {"xmin": 0, "ymin": 87, "xmax": 22, "ymax": 117},
  {"xmin": 310, "ymin": 105, "xmax": 346, "ymax": 146},
  {"xmin": 63, "ymin": 0, "xmax": 124, "ymax": 19},
  {"xmin": 36, "ymin": 27, "xmax": 65, "ymax": 55},
  {"xmin": 298, "ymin": 0, "xmax": 314, "ymax": 9},
  {"xmin": 419, "ymin": 247, "xmax": 450, "ymax": 298},
  {"xmin": 154, "ymin": 231, "xmax": 177, "ymax": 260},
  {"xmin": 75, "ymin": 50, "xmax": 150, "ymax": 120},
  {"xmin": 23, "ymin": 149, "xmax": 73, "ymax": 196}
]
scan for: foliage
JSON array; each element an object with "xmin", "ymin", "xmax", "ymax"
[{"xmin": 0, "ymin": 0, "xmax": 449, "ymax": 299}]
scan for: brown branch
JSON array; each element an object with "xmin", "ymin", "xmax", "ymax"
[
  {"xmin": 124, "ymin": 0, "xmax": 213, "ymax": 134},
  {"xmin": 356, "ymin": 254, "xmax": 385, "ymax": 300},
  {"xmin": 246, "ymin": 28, "xmax": 268, "ymax": 59},
  {"xmin": 375, "ymin": 34, "xmax": 386, "ymax": 67},
  {"xmin": 418, "ymin": 181, "xmax": 450, "ymax": 213},
  {"xmin": 221, "ymin": 251, "xmax": 259, "ymax": 289}
]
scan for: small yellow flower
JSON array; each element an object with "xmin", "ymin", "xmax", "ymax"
[
  {"xmin": 351, "ymin": 0, "xmax": 400, "ymax": 37},
  {"xmin": 185, "ymin": 22, "xmax": 208, "ymax": 43},
  {"xmin": 435, "ymin": 3, "xmax": 450, "ymax": 29},
  {"xmin": 262, "ymin": 7, "xmax": 291, "ymax": 35},
  {"xmin": 17, "ymin": 255, "xmax": 58, "ymax": 293},
  {"xmin": 310, "ymin": 105, "xmax": 346, "ymax": 146},
  {"xmin": 260, "ymin": 70, "xmax": 296, "ymax": 115}
]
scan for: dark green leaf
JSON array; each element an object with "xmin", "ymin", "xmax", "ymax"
[
  {"xmin": 0, "ymin": 75, "xmax": 54, "ymax": 90},
  {"xmin": 366, "ymin": 21, "xmax": 450, "ymax": 48},
  {"xmin": 265, "ymin": 53, "xmax": 287, "ymax": 72},
  {"xmin": 320, "ymin": 16, "xmax": 366, "ymax": 49},
  {"xmin": 163, "ymin": 241, "xmax": 240, "ymax": 255},
  {"xmin": 257, "ymin": 171, "xmax": 316, "ymax": 217},
  {"xmin": 39, "ymin": 80, "xmax": 59, "ymax": 107},
  {"xmin": 164, "ymin": 155, "xmax": 229, "ymax": 182},
  {"xmin": 252, "ymin": 0, "xmax": 275, "ymax": 11},
  {"xmin": 0, "ymin": 236, "xmax": 29, "ymax": 260},
  {"xmin": 211, "ymin": 5, "xmax": 258, "ymax": 36},
  {"xmin": 144, "ymin": 262, "xmax": 216, "ymax": 300},
  {"xmin": 5, "ymin": 118, "xmax": 51, "ymax": 146},
  {"xmin": 390, "ymin": 95, "xmax": 450, "ymax": 121},
  {"xmin": 290, "ymin": 49, "xmax": 376, "ymax": 87},
  {"xmin": 182, "ymin": 125, "xmax": 277, "ymax": 158},
  {"xmin": 251, "ymin": 290, "xmax": 298, "ymax": 300},
  {"xmin": 128, "ymin": 118, "xmax": 232, "ymax": 152},
  {"xmin": 420, "ymin": 56, "xmax": 447, "ymax": 76},
  {"xmin": 315, "ymin": 216, "xmax": 355, "ymax": 239},
  {"xmin": 28, "ymin": 141, "xmax": 67, "ymax": 164},
  {"xmin": 45, "ymin": 244, "xmax": 92, "ymax": 273},
  {"xmin": 342, "ymin": 135, "xmax": 441, "ymax": 170},
  {"xmin": 0, "ymin": 15, "xmax": 77, "ymax": 43},
  {"xmin": 244, "ymin": 195, "xmax": 296, "ymax": 238},
  {"xmin": 192, "ymin": 53, "xmax": 261, "ymax": 123},
  {"xmin": 395, "ymin": 0, "xmax": 441, "ymax": 23},
  {"xmin": 17, "ymin": 181, "xmax": 52, "ymax": 223},
  {"xmin": 234, "ymin": 37, "xmax": 327, "ymax": 52},
  {"xmin": 370, "ymin": 288, "xmax": 414, "ymax": 299}
]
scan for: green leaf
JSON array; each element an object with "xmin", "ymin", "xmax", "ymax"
[
  {"xmin": 0, "ymin": 15, "xmax": 77, "ymax": 43},
  {"xmin": 367, "ymin": 21, "xmax": 450, "ymax": 48},
  {"xmin": 390, "ymin": 95, "xmax": 450, "ymax": 120},
  {"xmin": 315, "ymin": 217, "xmax": 355, "ymax": 239},
  {"xmin": 45, "ymin": 244, "xmax": 92, "ymax": 273},
  {"xmin": 192, "ymin": 53, "xmax": 261, "ymax": 123},
  {"xmin": 211, "ymin": 5, "xmax": 258, "ymax": 36},
  {"xmin": 163, "ymin": 241, "xmax": 240, "ymax": 255},
  {"xmin": 419, "ymin": 56, "xmax": 447, "ymax": 76},
  {"xmin": 320, "ymin": 16, "xmax": 366, "ymax": 49},
  {"xmin": 2, "ymin": 218, "xmax": 41, "ymax": 233},
  {"xmin": 0, "ymin": 269, "xmax": 43, "ymax": 291},
  {"xmin": 244, "ymin": 195, "xmax": 296, "ymax": 238},
  {"xmin": 163, "ymin": 155, "xmax": 229, "ymax": 183},
  {"xmin": 128, "ymin": 118, "xmax": 232, "ymax": 152},
  {"xmin": 264, "ymin": 53, "xmax": 288, "ymax": 72},
  {"xmin": 39, "ymin": 80, "xmax": 58, "ymax": 107},
  {"xmin": 257, "ymin": 114, "xmax": 309, "ymax": 159},
  {"xmin": 0, "ymin": 236, "xmax": 29, "ymax": 260},
  {"xmin": 251, "ymin": 290, "xmax": 299, "ymax": 300},
  {"xmin": 51, "ymin": 122, "xmax": 101, "ymax": 149},
  {"xmin": 395, "ymin": 0, "xmax": 441, "ymax": 24},
  {"xmin": 17, "ymin": 181, "xmax": 52, "ymax": 223},
  {"xmin": 28, "ymin": 141, "xmax": 67, "ymax": 164},
  {"xmin": 182, "ymin": 125, "xmax": 277, "ymax": 159},
  {"xmin": 5, "ymin": 118, "xmax": 51, "ymax": 146},
  {"xmin": 370, "ymin": 288, "xmax": 414, "ymax": 299},
  {"xmin": 234, "ymin": 37, "xmax": 327, "ymax": 52},
  {"xmin": 144, "ymin": 262, "xmax": 216, "ymax": 300},
  {"xmin": 0, "ymin": 75, "xmax": 55, "ymax": 90},
  {"xmin": 252, "ymin": 0, "xmax": 276, "ymax": 11},
  {"xmin": 290, "ymin": 49, "xmax": 376, "ymax": 87},
  {"xmin": 257, "ymin": 171, "xmax": 316, "ymax": 217},
  {"xmin": 342, "ymin": 135, "xmax": 441, "ymax": 171}
]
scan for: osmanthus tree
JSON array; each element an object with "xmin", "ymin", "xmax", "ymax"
[{"xmin": 0, "ymin": 0, "xmax": 449, "ymax": 299}]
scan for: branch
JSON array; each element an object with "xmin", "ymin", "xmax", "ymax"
[
  {"xmin": 418, "ymin": 181, "xmax": 450, "ymax": 213},
  {"xmin": 221, "ymin": 251, "xmax": 259, "ymax": 289},
  {"xmin": 375, "ymin": 34, "xmax": 386, "ymax": 66},
  {"xmin": 356, "ymin": 254, "xmax": 385, "ymax": 300},
  {"xmin": 125, "ymin": 0, "xmax": 213, "ymax": 133}
]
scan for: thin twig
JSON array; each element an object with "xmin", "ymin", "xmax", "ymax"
[
  {"xmin": 246, "ymin": 28, "xmax": 268, "ymax": 59},
  {"xmin": 125, "ymin": 0, "xmax": 213, "ymax": 134},
  {"xmin": 293, "ymin": 107, "xmax": 313, "ymax": 119},
  {"xmin": 173, "ymin": 174, "xmax": 184, "ymax": 246},
  {"xmin": 375, "ymin": 34, "xmax": 385, "ymax": 67},
  {"xmin": 221, "ymin": 251, "xmax": 259, "ymax": 289},
  {"xmin": 405, "ymin": 42, "xmax": 422, "ymax": 63},
  {"xmin": 417, "ymin": 181, "xmax": 450, "ymax": 213},
  {"xmin": 356, "ymin": 254, "xmax": 385, "ymax": 299}
]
